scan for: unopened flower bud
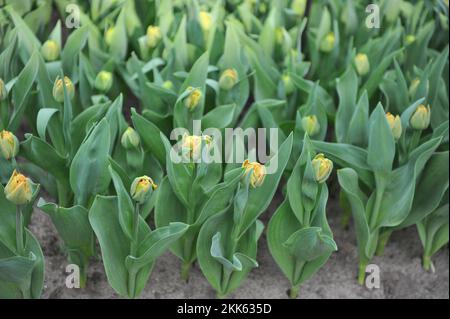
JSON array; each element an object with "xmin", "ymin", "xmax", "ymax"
[
  {"xmin": 121, "ymin": 127, "xmax": 140, "ymax": 149},
  {"xmin": 162, "ymin": 80, "xmax": 174, "ymax": 90},
  {"xmin": 181, "ymin": 133, "xmax": 212, "ymax": 161},
  {"xmin": 41, "ymin": 40, "xmax": 60, "ymax": 61},
  {"xmin": 53, "ymin": 76, "xmax": 74, "ymax": 103},
  {"xmin": 0, "ymin": 78, "xmax": 6, "ymax": 101},
  {"xmin": 184, "ymin": 87, "xmax": 202, "ymax": 111},
  {"xmin": 410, "ymin": 104, "xmax": 431, "ymax": 130},
  {"xmin": 130, "ymin": 176, "xmax": 157, "ymax": 204},
  {"xmin": 408, "ymin": 78, "xmax": 421, "ymax": 99},
  {"xmin": 4, "ymin": 170, "xmax": 34, "ymax": 205},
  {"xmin": 320, "ymin": 32, "xmax": 335, "ymax": 53},
  {"xmin": 242, "ymin": 159, "xmax": 266, "ymax": 188},
  {"xmin": 291, "ymin": 0, "xmax": 307, "ymax": 16},
  {"xmin": 94, "ymin": 71, "xmax": 113, "ymax": 92},
  {"xmin": 199, "ymin": 11, "xmax": 213, "ymax": 32},
  {"xmin": 386, "ymin": 112, "xmax": 402, "ymax": 140},
  {"xmin": 146, "ymin": 25, "xmax": 162, "ymax": 48},
  {"xmin": 282, "ymin": 74, "xmax": 295, "ymax": 95},
  {"xmin": 219, "ymin": 68, "xmax": 238, "ymax": 91},
  {"xmin": 405, "ymin": 34, "xmax": 416, "ymax": 45},
  {"xmin": 311, "ymin": 154, "xmax": 333, "ymax": 184},
  {"xmin": 105, "ymin": 27, "xmax": 116, "ymax": 47},
  {"xmin": 354, "ymin": 53, "xmax": 370, "ymax": 76},
  {"xmin": 0, "ymin": 130, "xmax": 19, "ymax": 160},
  {"xmin": 301, "ymin": 115, "xmax": 320, "ymax": 136}
]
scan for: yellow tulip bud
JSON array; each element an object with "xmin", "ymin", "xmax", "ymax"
[
  {"xmin": 354, "ymin": 53, "xmax": 370, "ymax": 76},
  {"xmin": 0, "ymin": 130, "xmax": 19, "ymax": 160},
  {"xmin": 301, "ymin": 115, "xmax": 320, "ymax": 136},
  {"xmin": 282, "ymin": 74, "xmax": 295, "ymax": 95},
  {"xmin": 410, "ymin": 104, "xmax": 431, "ymax": 130},
  {"xmin": 0, "ymin": 78, "xmax": 6, "ymax": 101},
  {"xmin": 146, "ymin": 25, "xmax": 162, "ymax": 48},
  {"xmin": 130, "ymin": 176, "xmax": 157, "ymax": 204},
  {"xmin": 94, "ymin": 71, "xmax": 113, "ymax": 92},
  {"xmin": 105, "ymin": 27, "xmax": 116, "ymax": 46},
  {"xmin": 162, "ymin": 80, "xmax": 174, "ymax": 90},
  {"xmin": 242, "ymin": 159, "xmax": 266, "ymax": 188},
  {"xmin": 311, "ymin": 154, "xmax": 333, "ymax": 184},
  {"xmin": 4, "ymin": 170, "xmax": 34, "ymax": 205},
  {"xmin": 181, "ymin": 134, "xmax": 212, "ymax": 160},
  {"xmin": 386, "ymin": 112, "xmax": 402, "ymax": 141},
  {"xmin": 199, "ymin": 11, "xmax": 213, "ymax": 32},
  {"xmin": 184, "ymin": 87, "xmax": 202, "ymax": 111},
  {"xmin": 291, "ymin": 0, "xmax": 307, "ymax": 16},
  {"xmin": 121, "ymin": 127, "xmax": 140, "ymax": 149},
  {"xmin": 320, "ymin": 32, "xmax": 335, "ymax": 53},
  {"xmin": 275, "ymin": 27, "xmax": 284, "ymax": 45},
  {"xmin": 53, "ymin": 76, "xmax": 75, "ymax": 103},
  {"xmin": 219, "ymin": 68, "xmax": 238, "ymax": 91},
  {"xmin": 405, "ymin": 34, "xmax": 416, "ymax": 45},
  {"xmin": 41, "ymin": 40, "xmax": 60, "ymax": 62},
  {"xmin": 258, "ymin": 2, "xmax": 267, "ymax": 14}
]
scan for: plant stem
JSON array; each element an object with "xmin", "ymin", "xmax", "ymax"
[
  {"xmin": 358, "ymin": 260, "xmax": 368, "ymax": 286},
  {"xmin": 56, "ymin": 180, "xmax": 69, "ymax": 208},
  {"xmin": 289, "ymin": 284, "xmax": 300, "ymax": 299},
  {"xmin": 180, "ymin": 261, "xmax": 192, "ymax": 282},
  {"xmin": 131, "ymin": 203, "xmax": 141, "ymax": 257},
  {"xmin": 375, "ymin": 230, "xmax": 392, "ymax": 256},
  {"xmin": 423, "ymin": 255, "xmax": 432, "ymax": 272},
  {"xmin": 128, "ymin": 203, "xmax": 141, "ymax": 298},
  {"xmin": 369, "ymin": 179, "xmax": 385, "ymax": 230},
  {"xmin": 16, "ymin": 206, "xmax": 25, "ymax": 256}
]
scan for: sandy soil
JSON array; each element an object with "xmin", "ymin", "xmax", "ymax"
[{"xmin": 29, "ymin": 198, "xmax": 449, "ymax": 299}]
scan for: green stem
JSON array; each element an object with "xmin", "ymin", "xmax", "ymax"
[
  {"xmin": 180, "ymin": 261, "xmax": 192, "ymax": 281},
  {"xmin": 289, "ymin": 284, "xmax": 300, "ymax": 299},
  {"xmin": 369, "ymin": 181, "xmax": 385, "ymax": 230},
  {"xmin": 16, "ymin": 206, "xmax": 25, "ymax": 256},
  {"xmin": 408, "ymin": 130, "xmax": 422, "ymax": 154},
  {"xmin": 375, "ymin": 230, "xmax": 392, "ymax": 256},
  {"xmin": 358, "ymin": 260, "xmax": 368, "ymax": 286},
  {"xmin": 128, "ymin": 203, "xmax": 141, "ymax": 298},
  {"xmin": 56, "ymin": 180, "xmax": 70, "ymax": 207},
  {"xmin": 422, "ymin": 255, "xmax": 432, "ymax": 272}
]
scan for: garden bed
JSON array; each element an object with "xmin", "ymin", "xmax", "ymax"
[{"xmin": 32, "ymin": 198, "xmax": 449, "ymax": 299}]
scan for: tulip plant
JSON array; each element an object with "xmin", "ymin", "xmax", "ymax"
[
  {"xmin": 0, "ymin": 0, "xmax": 448, "ymax": 299},
  {"xmin": 268, "ymin": 135, "xmax": 336, "ymax": 299}
]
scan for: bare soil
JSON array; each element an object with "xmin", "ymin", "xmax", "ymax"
[{"xmin": 29, "ymin": 198, "xmax": 449, "ymax": 299}]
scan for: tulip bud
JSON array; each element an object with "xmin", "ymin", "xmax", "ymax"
[
  {"xmin": 53, "ymin": 76, "xmax": 75, "ymax": 103},
  {"xmin": 130, "ymin": 176, "xmax": 157, "ymax": 204},
  {"xmin": 405, "ymin": 34, "xmax": 416, "ymax": 45},
  {"xmin": 4, "ymin": 170, "xmax": 34, "ymax": 205},
  {"xmin": 311, "ymin": 154, "xmax": 333, "ymax": 184},
  {"xmin": 219, "ymin": 68, "xmax": 238, "ymax": 91},
  {"xmin": 282, "ymin": 74, "xmax": 295, "ymax": 95},
  {"xmin": 320, "ymin": 32, "xmax": 335, "ymax": 53},
  {"xmin": 184, "ymin": 87, "xmax": 202, "ymax": 111},
  {"xmin": 0, "ymin": 130, "xmax": 19, "ymax": 160},
  {"xmin": 354, "ymin": 53, "xmax": 370, "ymax": 76},
  {"xmin": 121, "ymin": 127, "xmax": 140, "ymax": 149},
  {"xmin": 94, "ymin": 71, "xmax": 113, "ymax": 92},
  {"xmin": 408, "ymin": 78, "xmax": 421, "ymax": 99},
  {"xmin": 386, "ymin": 112, "xmax": 402, "ymax": 141},
  {"xmin": 146, "ymin": 25, "xmax": 162, "ymax": 48},
  {"xmin": 162, "ymin": 80, "xmax": 174, "ymax": 90},
  {"xmin": 275, "ymin": 27, "xmax": 284, "ymax": 45},
  {"xmin": 410, "ymin": 104, "xmax": 431, "ymax": 130},
  {"xmin": 0, "ymin": 78, "xmax": 6, "ymax": 101},
  {"xmin": 242, "ymin": 159, "xmax": 266, "ymax": 188},
  {"xmin": 199, "ymin": 11, "xmax": 213, "ymax": 32},
  {"xmin": 181, "ymin": 134, "xmax": 212, "ymax": 160},
  {"xmin": 41, "ymin": 40, "xmax": 60, "ymax": 61},
  {"xmin": 301, "ymin": 115, "xmax": 320, "ymax": 136},
  {"xmin": 105, "ymin": 27, "xmax": 116, "ymax": 47},
  {"xmin": 291, "ymin": 0, "xmax": 307, "ymax": 16},
  {"xmin": 258, "ymin": 2, "xmax": 267, "ymax": 14}
]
